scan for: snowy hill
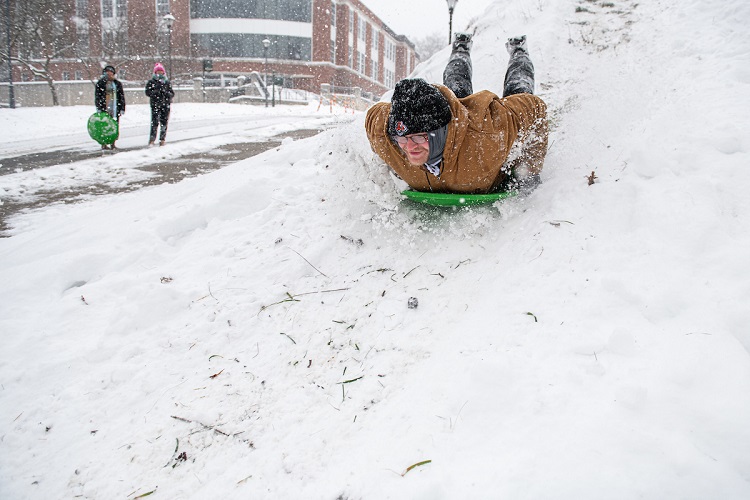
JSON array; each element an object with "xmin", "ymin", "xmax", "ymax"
[{"xmin": 1, "ymin": 0, "xmax": 750, "ymax": 498}]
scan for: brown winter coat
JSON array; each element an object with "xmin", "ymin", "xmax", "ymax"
[{"xmin": 365, "ymin": 84, "xmax": 548, "ymax": 193}]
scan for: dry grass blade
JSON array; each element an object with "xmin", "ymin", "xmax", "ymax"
[
  {"xmin": 132, "ymin": 489, "xmax": 157, "ymax": 499},
  {"xmin": 280, "ymin": 332, "xmax": 297, "ymax": 344},
  {"xmin": 171, "ymin": 415, "xmax": 230, "ymax": 437},
  {"xmin": 258, "ymin": 292, "xmax": 300, "ymax": 314},
  {"xmin": 338, "ymin": 376, "xmax": 364, "ymax": 384},
  {"xmin": 402, "ymin": 459, "xmax": 432, "ymax": 476},
  {"xmin": 258, "ymin": 288, "xmax": 350, "ymax": 315},
  {"xmin": 288, "ymin": 247, "xmax": 328, "ymax": 277}
]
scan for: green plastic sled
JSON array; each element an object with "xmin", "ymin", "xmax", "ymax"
[
  {"xmin": 401, "ymin": 189, "xmax": 517, "ymax": 207},
  {"xmin": 87, "ymin": 111, "xmax": 119, "ymax": 145}
]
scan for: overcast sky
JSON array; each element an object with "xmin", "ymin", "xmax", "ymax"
[{"xmin": 359, "ymin": 0, "xmax": 495, "ymax": 42}]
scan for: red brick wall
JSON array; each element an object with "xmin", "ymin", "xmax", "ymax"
[
  {"xmin": 127, "ymin": 0, "xmax": 154, "ymax": 58},
  {"xmin": 312, "ymin": 0, "xmax": 331, "ymax": 62},
  {"xmin": 335, "ymin": 4, "xmax": 348, "ymax": 67}
]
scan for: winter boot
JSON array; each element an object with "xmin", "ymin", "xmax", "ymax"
[
  {"xmin": 452, "ymin": 32, "xmax": 473, "ymax": 53},
  {"xmin": 505, "ymin": 35, "xmax": 528, "ymax": 55}
]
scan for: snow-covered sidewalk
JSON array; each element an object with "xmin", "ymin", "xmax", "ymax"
[{"xmin": 0, "ymin": 102, "xmax": 355, "ymax": 234}]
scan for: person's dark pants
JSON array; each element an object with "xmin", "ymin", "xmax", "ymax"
[
  {"xmin": 442, "ymin": 43, "xmax": 539, "ymax": 192},
  {"xmin": 443, "ymin": 51, "xmax": 473, "ymax": 98},
  {"xmin": 503, "ymin": 48, "xmax": 535, "ymax": 98},
  {"xmin": 150, "ymin": 105, "xmax": 170, "ymax": 142},
  {"xmin": 442, "ymin": 46, "xmax": 535, "ymax": 98}
]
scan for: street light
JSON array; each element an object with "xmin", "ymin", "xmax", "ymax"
[
  {"xmin": 262, "ymin": 38, "xmax": 270, "ymax": 108},
  {"xmin": 446, "ymin": 0, "xmax": 458, "ymax": 45},
  {"xmin": 162, "ymin": 13, "xmax": 175, "ymax": 78},
  {"xmin": 5, "ymin": 0, "xmax": 14, "ymax": 108}
]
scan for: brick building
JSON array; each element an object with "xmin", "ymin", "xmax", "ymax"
[{"xmin": 6, "ymin": 0, "xmax": 419, "ymax": 98}]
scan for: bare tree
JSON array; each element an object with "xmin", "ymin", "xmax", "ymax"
[
  {"xmin": 0, "ymin": 0, "xmax": 78, "ymax": 105},
  {"xmin": 415, "ymin": 31, "xmax": 447, "ymax": 61}
]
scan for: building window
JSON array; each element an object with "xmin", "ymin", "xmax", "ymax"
[
  {"xmin": 62, "ymin": 72, "xmax": 71, "ymax": 80},
  {"xmin": 75, "ymin": 0, "xmax": 88, "ymax": 17},
  {"xmin": 371, "ymin": 61, "xmax": 378, "ymax": 81},
  {"xmin": 156, "ymin": 0, "xmax": 169, "ymax": 16},
  {"xmin": 358, "ymin": 17, "xmax": 366, "ymax": 42},
  {"xmin": 101, "ymin": 0, "xmax": 126, "ymax": 18},
  {"xmin": 191, "ymin": 0, "xmax": 311, "ymax": 23},
  {"xmin": 348, "ymin": 47, "xmax": 353, "ymax": 68},
  {"xmin": 330, "ymin": 2, "xmax": 335, "ymax": 27},
  {"xmin": 75, "ymin": 70, "xmax": 84, "ymax": 80},
  {"xmin": 116, "ymin": 0, "xmax": 127, "ymax": 17},
  {"xmin": 348, "ymin": 10, "xmax": 353, "ymax": 33},
  {"xmin": 384, "ymin": 68, "xmax": 394, "ymax": 88},
  {"xmin": 102, "ymin": 29, "xmax": 129, "ymax": 57},
  {"xmin": 101, "ymin": 0, "xmax": 113, "ymax": 18},
  {"xmin": 330, "ymin": 40, "xmax": 336, "ymax": 63},
  {"xmin": 358, "ymin": 51, "xmax": 365, "ymax": 74},
  {"xmin": 387, "ymin": 40, "xmax": 396, "ymax": 61},
  {"xmin": 372, "ymin": 30, "xmax": 378, "ymax": 52},
  {"xmin": 192, "ymin": 33, "xmax": 312, "ymax": 60},
  {"xmin": 74, "ymin": 0, "xmax": 90, "ymax": 53},
  {"xmin": 76, "ymin": 27, "xmax": 90, "ymax": 53}
]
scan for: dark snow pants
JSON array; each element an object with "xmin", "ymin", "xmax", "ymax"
[
  {"xmin": 442, "ymin": 45, "xmax": 535, "ymax": 98},
  {"xmin": 503, "ymin": 47, "xmax": 535, "ymax": 98},
  {"xmin": 443, "ymin": 50, "xmax": 474, "ymax": 98},
  {"xmin": 150, "ymin": 105, "xmax": 170, "ymax": 142}
]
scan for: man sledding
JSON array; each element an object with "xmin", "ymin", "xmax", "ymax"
[{"xmin": 365, "ymin": 34, "xmax": 549, "ymax": 195}]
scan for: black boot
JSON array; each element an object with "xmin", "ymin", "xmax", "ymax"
[
  {"xmin": 452, "ymin": 32, "xmax": 473, "ymax": 53},
  {"xmin": 505, "ymin": 35, "xmax": 527, "ymax": 54}
]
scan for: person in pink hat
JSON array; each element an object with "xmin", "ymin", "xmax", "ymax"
[{"xmin": 145, "ymin": 62, "xmax": 174, "ymax": 146}]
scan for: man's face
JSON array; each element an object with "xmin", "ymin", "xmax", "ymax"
[
  {"xmin": 155, "ymin": 69, "xmax": 165, "ymax": 76},
  {"xmin": 105, "ymin": 70, "xmax": 115, "ymax": 80},
  {"xmin": 394, "ymin": 133, "xmax": 430, "ymax": 166}
]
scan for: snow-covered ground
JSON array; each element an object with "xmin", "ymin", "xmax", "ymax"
[
  {"xmin": 0, "ymin": 102, "xmax": 354, "ymax": 208},
  {"xmin": 2, "ymin": 0, "xmax": 750, "ymax": 498}
]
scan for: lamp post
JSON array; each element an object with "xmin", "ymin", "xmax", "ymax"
[
  {"xmin": 262, "ymin": 38, "xmax": 270, "ymax": 108},
  {"xmin": 446, "ymin": 0, "xmax": 458, "ymax": 45},
  {"xmin": 5, "ymin": 0, "xmax": 14, "ymax": 108},
  {"xmin": 162, "ymin": 13, "xmax": 175, "ymax": 78},
  {"xmin": 201, "ymin": 59, "xmax": 212, "ymax": 103}
]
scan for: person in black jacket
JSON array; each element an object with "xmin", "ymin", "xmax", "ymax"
[
  {"xmin": 95, "ymin": 65, "xmax": 126, "ymax": 150},
  {"xmin": 145, "ymin": 63, "xmax": 175, "ymax": 146}
]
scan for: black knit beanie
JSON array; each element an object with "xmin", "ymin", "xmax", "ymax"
[
  {"xmin": 387, "ymin": 79, "xmax": 452, "ymax": 136},
  {"xmin": 103, "ymin": 65, "xmax": 116, "ymax": 74}
]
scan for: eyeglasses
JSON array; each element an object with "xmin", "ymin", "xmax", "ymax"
[{"xmin": 391, "ymin": 134, "xmax": 429, "ymax": 145}]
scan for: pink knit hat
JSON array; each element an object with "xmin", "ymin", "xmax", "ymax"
[{"xmin": 153, "ymin": 63, "xmax": 166, "ymax": 74}]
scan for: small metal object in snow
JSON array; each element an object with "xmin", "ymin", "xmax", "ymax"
[{"xmin": 407, "ymin": 297, "xmax": 418, "ymax": 309}]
